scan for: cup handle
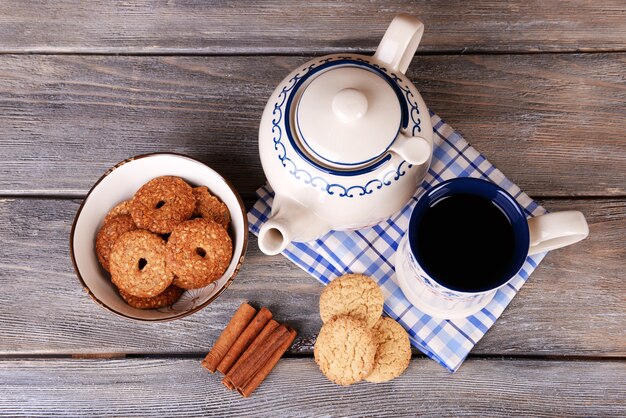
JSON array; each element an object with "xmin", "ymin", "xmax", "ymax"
[
  {"xmin": 373, "ymin": 14, "xmax": 424, "ymax": 74},
  {"xmin": 527, "ymin": 211, "xmax": 589, "ymax": 256}
]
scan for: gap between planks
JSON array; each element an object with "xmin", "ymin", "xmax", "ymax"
[
  {"xmin": 1, "ymin": 194, "xmax": 625, "ymax": 202},
  {"xmin": 0, "ymin": 48, "xmax": 626, "ymax": 57},
  {"xmin": 0, "ymin": 353, "xmax": 623, "ymax": 362}
]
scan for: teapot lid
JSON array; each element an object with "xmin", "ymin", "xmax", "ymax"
[{"xmin": 294, "ymin": 66, "xmax": 402, "ymax": 167}]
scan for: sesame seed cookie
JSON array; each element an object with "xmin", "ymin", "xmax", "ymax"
[
  {"xmin": 109, "ymin": 229, "xmax": 174, "ymax": 298},
  {"xmin": 104, "ymin": 199, "xmax": 133, "ymax": 224},
  {"xmin": 314, "ymin": 316, "xmax": 377, "ymax": 386},
  {"xmin": 118, "ymin": 284, "xmax": 184, "ymax": 310},
  {"xmin": 364, "ymin": 317, "xmax": 412, "ymax": 383},
  {"xmin": 130, "ymin": 176, "xmax": 195, "ymax": 234},
  {"xmin": 319, "ymin": 274, "xmax": 384, "ymax": 328},
  {"xmin": 192, "ymin": 186, "xmax": 230, "ymax": 229},
  {"xmin": 95, "ymin": 214, "xmax": 137, "ymax": 272},
  {"xmin": 166, "ymin": 218, "xmax": 233, "ymax": 289}
]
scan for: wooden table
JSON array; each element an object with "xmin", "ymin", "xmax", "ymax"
[{"xmin": 0, "ymin": 1, "xmax": 624, "ymax": 416}]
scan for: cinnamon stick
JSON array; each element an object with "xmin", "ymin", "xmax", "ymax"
[
  {"xmin": 226, "ymin": 325, "xmax": 291, "ymax": 389},
  {"xmin": 222, "ymin": 378, "xmax": 235, "ymax": 390},
  {"xmin": 221, "ymin": 319, "xmax": 280, "ymax": 390},
  {"xmin": 216, "ymin": 306, "xmax": 273, "ymax": 374},
  {"xmin": 239, "ymin": 326, "xmax": 297, "ymax": 397},
  {"xmin": 201, "ymin": 302, "xmax": 256, "ymax": 373}
]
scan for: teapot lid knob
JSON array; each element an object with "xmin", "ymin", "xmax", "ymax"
[
  {"xmin": 295, "ymin": 66, "xmax": 401, "ymax": 167},
  {"xmin": 332, "ymin": 88, "xmax": 368, "ymax": 122}
]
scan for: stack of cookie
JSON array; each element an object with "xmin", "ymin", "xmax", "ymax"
[
  {"xmin": 314, "ymin": 274, "xmax": 412, "ymax": 385},
  {"xmin": 95, "ymin": 176, "xmax": 233, "ymax": 309}
]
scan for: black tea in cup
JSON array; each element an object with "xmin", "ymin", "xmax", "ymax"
[{"xmin": 414, "ymin": 194, "xmax": 517, "ymax": 292}]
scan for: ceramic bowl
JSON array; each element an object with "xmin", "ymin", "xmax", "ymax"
[{"xmin": 70, "ymin": 153, "xmax": 248, "ymax": 321}]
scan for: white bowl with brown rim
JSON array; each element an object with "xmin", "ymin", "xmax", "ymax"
[{"xmin": 70, "ymin": 153, "xmax": 248, "ymax": 321}]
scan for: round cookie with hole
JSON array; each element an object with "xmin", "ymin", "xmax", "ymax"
[
  {"xmin": 166, "ymin": 218, "xmax": 233, "ymax": 289},
  {"xmin": 104, "ymin": 199, "xmax": 133, "ymax": 224},
  {"xmin": 130, "ymin": 176, "xmax": 195, "ymax": 234},
  {"xmin": 109, "ymin": 229, "xmax": 174, "ymax": 298},
  {"xmin": 95, "ymin": 214, "xmax": 137, "ymax": 272},
  {"xmin": 192, "ymin": 186, "xmax": 230, "ymax": 229},
  {"xmin": 118, "ymin": 284, "xmax": 184, "ymax": 310}
]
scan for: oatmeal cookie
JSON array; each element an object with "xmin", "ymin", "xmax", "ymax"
[
  {"xmin": 95, "ymin": 214, "xmax": 137, "ymax": 272},
  {"xmin": 314, "ymin": 316, "xmax": 377, "ymax": 386},
  {"xmin": 109, "ymin": 229, "xmax": 174, "ymax": 297},
  {"xmin": 319, "ymin": 274, "xmax": 384, "ymax": 328},
  {"xmin": 364, "ymin": 317, "xmax": 411, "ymax": 383},
  {"xmin": 166, "ymin": 218, "xmax": 233, "ymax": 289},
  {"xmin": 104, "ymin": 199, "xmax": 133, "ymax": 224},
  {"xmin": 192, "ymin": 186, "xmax": 230, "ymax": 229},
  {"xmin": 118, "ymin": 284, "xmax": 184, "ymax": 310},
  {"xmin": 130, "ymin": 176, "xmax": 195, "ymax": 233}
]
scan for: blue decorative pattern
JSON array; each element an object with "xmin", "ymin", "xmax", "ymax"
[
  {"xmin": 271, "ymin": 55, "xmax": 423, "ymax": 198},
  {"xmin": 391, "ymin": 74, "xmax": 422, "ymax": 136},
  {"xmin": 249, "ymin": 112, "xmax": 548, "ymax": 372}
]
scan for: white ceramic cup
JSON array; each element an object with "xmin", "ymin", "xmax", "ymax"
[{"xmin": 395, "ymin": 177, "xmax": 589, "ymax": 319}]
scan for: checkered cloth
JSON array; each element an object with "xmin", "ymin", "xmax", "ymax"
[{"xmin": 248, "ymin": 112, "xmax": 547, "ymax": 372}]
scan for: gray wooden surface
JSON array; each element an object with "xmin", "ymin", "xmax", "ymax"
[
  {"xmin": 1, "ymin": 0, "xmax": 625, "ymax": 54},
  {"xmin": 1, "ymin": 358, "xmax": 625, "ymax": 417},
  {"xmin": 0, "ymin": 54, "xmax": 624, "ymax": 198},
  {"xmin": 0, "ymin": 1, "xmax": 624, "ymax": 416},
  {"xmin": 1, "ymin": 198, "xmax": 624, "ymax": 356}
]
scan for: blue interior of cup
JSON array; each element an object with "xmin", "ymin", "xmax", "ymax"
[{"xmin": 407, "ymin": 177, "xmax": 530, "ymax": 293}]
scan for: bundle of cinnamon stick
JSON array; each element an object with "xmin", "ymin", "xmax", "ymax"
[{"xmin": 202, "ymin": 302, "xmax": 297, "ymax": 397}]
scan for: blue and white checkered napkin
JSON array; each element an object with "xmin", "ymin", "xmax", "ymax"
[{"xmin": 247, "ymin": 113, "xmax": 547, "ymax": 372}]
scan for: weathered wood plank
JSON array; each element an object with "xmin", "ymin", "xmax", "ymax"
[
  {"xmin": 0, "ymin": 358, "xmax": 624, "ymax": 417},
  {"xmin": 0, "ymin": 1, "xmax": 625, "ymax": 54},
  {"xmin": 0, "ymin": 197, "xmax": 623, "ymax": 356},
  {"xmin": 0, "ymin": 54, "xmax": 624, "ymax": 197}
]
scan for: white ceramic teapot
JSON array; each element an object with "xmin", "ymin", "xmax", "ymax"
[{"xmin": 258, "ymin": 14, "xmax": 433, "ymax": 255}]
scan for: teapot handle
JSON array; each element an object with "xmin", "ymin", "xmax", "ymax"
[{"xmin": 373, "ymin": 14, "xmax": 424, "ymax": 74}]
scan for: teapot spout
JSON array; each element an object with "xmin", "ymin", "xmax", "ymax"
[{"xmin": 258, "ymin": 195, "xmax": 330, "ymax": 255}]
